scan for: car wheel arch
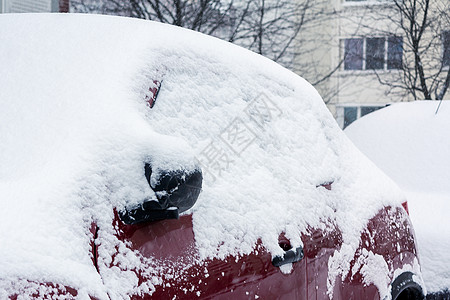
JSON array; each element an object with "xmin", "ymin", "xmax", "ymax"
[{"xmin": 391, "ymin": 271, "xmax": 425, "ymax": 300}]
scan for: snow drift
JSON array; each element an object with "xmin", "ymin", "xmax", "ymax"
[{"xmin": 345, "ymin": 101, "xmax": 450, "ymax": 293}]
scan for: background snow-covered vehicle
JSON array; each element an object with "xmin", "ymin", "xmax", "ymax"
[
  {"xmin": 345, "ymin": 101, "xmax": 450, "ymax": 298},
  {"xmin": 0, "ymin": 14, "xmax": 424, "ymax": 299}
]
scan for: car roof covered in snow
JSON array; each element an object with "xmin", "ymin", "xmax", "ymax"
[{"xmin": 0, "ymin": 13, "xmax": 405, "ymax": 298}]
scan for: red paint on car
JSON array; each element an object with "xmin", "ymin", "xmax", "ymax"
[{"xmin": 93, "ymin": 203, "xmax": 421, "ymax": 299}]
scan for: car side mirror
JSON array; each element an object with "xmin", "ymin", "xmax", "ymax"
[{"xmin": 119, "ymin": 163, "xmax": 202, "ymax": 225}]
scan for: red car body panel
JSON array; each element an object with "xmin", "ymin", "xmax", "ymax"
[
  {"xmin": 94, "ymin": 204, "xmax": 420, "ymax": 299},
  {"xmin": 111, "ymin": 213, "xmax": 306, "ymax": 299},
  {"xmin": 8, "ymin": 284, "xmax": 78, "ymax": 299}
]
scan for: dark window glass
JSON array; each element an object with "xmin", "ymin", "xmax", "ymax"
[
  {"xmin": 443, "ymin": 31, "xmax": 450, "ymax": 67},
  {"xmin": 344, "ymin": 107, "xmax": 357, "ymax": 128},
  {"xmin": 366, "ymin": 38, "xmax": 385, "ymax": 70},
  {"xmin": 387, "ymin": 37, "xmax": 403, "ymax": 69},
  {"xmin": 361, "ymin": 106, "xmax": 383, "ymax": 117},
  {"xmin": 344, "ymin": 39, "xmax": 363, "ymax": 70}
]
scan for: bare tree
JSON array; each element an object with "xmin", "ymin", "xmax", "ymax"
[
  {"xmin": 71, "ymin": 0, "xmax": 133, "ymax": 16},
  {"xmin": 225, "ymin": 0, "xmax": 327, "ymax": 68},
  {"xmin": 71, "ymin": 0, "xmax": 235, "ymax": 34},
  {"xmin": 355, "ymin": 0, "xmax": 450, "ymax": 100},
  {"xmin": 71, "ymin": 0, "xmax": 338, "ymax": 72},
  {"xmin": 396, "ymin": 0, "xmax": 449, "ymax": 100},
  {"xmin": 128, "ymin": 0, "xmax": 237, "ymax": 35}
]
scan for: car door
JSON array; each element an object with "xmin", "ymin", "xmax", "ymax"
[{"xmin": 113, "ymin": 214, "xmax": 307, "ymax": 299}]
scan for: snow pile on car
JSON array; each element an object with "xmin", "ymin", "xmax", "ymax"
[
  {"xmin": 345, "ymin": 101, "xmax": 450, "ymax": 293},
  {"xmin": 0, "ymin": 14, "xmax": 408, "ymax": 298}
]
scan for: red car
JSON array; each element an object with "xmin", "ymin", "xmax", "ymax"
[
  {"xmin": 0, "ymin": 14, "xmax": 424, "ymax": 299},
  {"xmin": 108, "ymin": 185, "xmax": 423, "ymax": 299}
]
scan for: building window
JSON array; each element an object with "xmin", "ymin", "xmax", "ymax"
[
  {"xmin": 344, "ymin": 107, "xmax": 358, "ymax": 128},
  {"xmin": 361, "ymin": 106, "xmax": 381, "ymax": 116},
  {"xmin": 387, "ymin": 37, "xmax": 403, "ymax": 69},
  {"xmin": 366, "ymin": 38, "xmax": 385, "ymax": 69},
  {"xmin": 339, "ymin": 105, "xmax": 385, "ymax": 129},
  {"xmin": 443, "ymin": 31, "xmax": 450, "ymax": 67},
  {"xmin": 343, "ymin": 37, "xmax": 403, "ymax": 71},
  {"xmin": 344, "ymin": 39, "xmax": 363, "ymax": 70}
]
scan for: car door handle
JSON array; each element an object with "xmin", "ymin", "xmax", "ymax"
[{"xmin": 272, "ymin": 246, "xmax": 304, "ymax": 267}]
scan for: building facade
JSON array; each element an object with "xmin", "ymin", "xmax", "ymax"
[
  {"xmin": 295, "ymin": 0, "xmax": 449, "ymax": 128},
  {"xmin": 0, "ymin": 0, "xmax": 69, "ymax": 13}
]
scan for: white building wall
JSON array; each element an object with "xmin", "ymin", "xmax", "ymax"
[{"xmin": 295, "ymin": 0, "xmax": 448, "ymax": 128}]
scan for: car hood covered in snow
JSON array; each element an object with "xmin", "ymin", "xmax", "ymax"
[{"xmin": 0, "ymin": 14, "xmax": 407, "ymax": 298}]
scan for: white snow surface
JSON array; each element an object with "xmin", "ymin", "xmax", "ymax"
[
  {"xmin": 0, "ymin": 14, "xmax": 406, "ymax": 298},
  {"xmin": 345, "ymin": 101, "xmax": 450, "ymax": 293}
]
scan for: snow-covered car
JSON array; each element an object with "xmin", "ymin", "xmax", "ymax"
[
  {"xmin": 345, "ymin": 101, "xmax": 450, "ymax": 298},
  {"xmin": 0, "ymin": 14, "xmax": 424, "ymax": 299}
]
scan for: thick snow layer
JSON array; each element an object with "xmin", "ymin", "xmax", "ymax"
[
  {"xmin": 345, "ymin": 101, "xmax": 450, "ymax": 293},
  {"xmin": 0, "ymin": 14, "xmax": 406, "ymax": 298}
]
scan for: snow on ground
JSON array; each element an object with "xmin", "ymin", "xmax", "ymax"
[
  {"xmin": 0, "ymin": 13, "xmax": 413, "ymax": 298},
  {"xmin": 345, "ymin": 101, "xmax": 450, "ymax": 293}
]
